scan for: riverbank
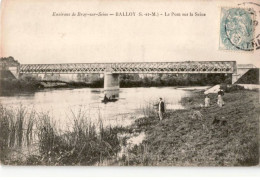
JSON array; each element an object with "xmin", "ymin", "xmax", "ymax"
[
  {"xmin": 0, "ymin": 86, "xmax": 259, "ymax": 166},
  {"xmin": 118, "ymin": 88, "xmax": 259, "ymax": 166}
]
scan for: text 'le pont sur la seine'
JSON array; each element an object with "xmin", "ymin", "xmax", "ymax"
[{"xmin": 52, "ymin": 12, "xmax": 206, "ymax": 17}]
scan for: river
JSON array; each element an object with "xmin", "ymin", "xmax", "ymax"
[{"xmin": 0, "ymin": 87, "xmax": 207, "ymax": 129}]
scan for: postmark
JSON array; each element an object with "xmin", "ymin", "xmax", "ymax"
[
  {"xmin": 237, "ymin": 2, "xmax": 260, "ymax": 50},
  {"xmin": 219, "ymin": 7, "xmax": 255, "ymax": 51}
]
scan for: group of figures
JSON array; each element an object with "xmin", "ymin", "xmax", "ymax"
[
  {"xmin": 205, "ymin": 89, "xmax": 225, "ymax": 108},
  {"xmin": 156, "ymin": 89, "xmax": 225, "ymax": 121}
]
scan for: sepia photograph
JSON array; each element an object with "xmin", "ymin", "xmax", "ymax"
[{"xmin": 0, "ymin": 0, "xmax": 259, "ymax": 168}]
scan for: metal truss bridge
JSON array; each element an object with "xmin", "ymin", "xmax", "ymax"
[{"xmin": 20, "ymin": 61, "xmax": 237, "ymax": 74}]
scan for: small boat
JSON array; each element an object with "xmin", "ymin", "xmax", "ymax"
[{"xmin": 101, "ymin": 99, "xmax": 118, "ymax": 103}]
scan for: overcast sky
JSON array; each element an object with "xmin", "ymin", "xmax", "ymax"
[{"xmin": 1, "ymin": 0, "xmax": 259, "ymax": 67}]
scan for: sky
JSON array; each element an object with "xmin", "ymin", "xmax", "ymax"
[{"xmin": 1, "ymin": 0, "xmax": 259, "ymax": 66}]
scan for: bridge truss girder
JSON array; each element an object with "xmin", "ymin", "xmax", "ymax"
[{"xmin": 20, "ymin": 61, "xmax": 237, "ymax": 74}]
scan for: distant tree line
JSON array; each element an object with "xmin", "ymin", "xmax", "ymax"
[
  {"xmin": 119, "ymin": 74, "xmax": 232, "ymax": 87},
  {"xmin": 0, "ymin": 56, "xmax": 20, "ymax": 69}
]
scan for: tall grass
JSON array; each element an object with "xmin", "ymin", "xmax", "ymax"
[
  {"xmin": 0, "ymin": 104, "xmax": 38, "ymax": 164},
  {"xmin": 0, "ymin": 104, "xmax": 121, "ymax": 165},
  {"xmin": 139, "ymin": 99, "xmax": 158, "ymax": 118},
  {"xmin": 0, "ymin": 104, "xmax": 36, "ymax": 148},
  {"xmin": 139, "ymin": 98, "xmax": 168, "ymax": 118}
]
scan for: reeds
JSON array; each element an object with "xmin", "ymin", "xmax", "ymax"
[
  {"xmin": 0, "ymin": 104, "xmax": 121, "ymax": 165},
  {"xmin": 139, "ymin": 98, "xmax": 168, "ymax": 118},
  {"xmin": 139, "ymin": 100, "xmax": 157, "ymax": 118},
  {"xmin": 0, "ymin": 104, "xmax": 36, "ymax": 149}
]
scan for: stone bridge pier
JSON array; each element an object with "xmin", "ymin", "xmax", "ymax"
[{"xmin": 104, "ymin": 72, "xmax": 119, "ymax": 98}]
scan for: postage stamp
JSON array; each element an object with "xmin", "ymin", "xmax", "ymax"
[{"xmin": 219, "ymin": 7, "xmax": 255, "ymax": 51}]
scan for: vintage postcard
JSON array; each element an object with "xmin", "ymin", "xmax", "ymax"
[{"xmin": 0, "ymin": 0, "xmax": 259, "ymax": 167}]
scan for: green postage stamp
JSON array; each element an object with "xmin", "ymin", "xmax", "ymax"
[{"xmin": 219, "ymin": 7, "xmax": 255, "ymax": 51}]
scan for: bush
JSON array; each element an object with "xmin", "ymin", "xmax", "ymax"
[
  {"xmin": 225, "ymin": 85, "xmax": 245, "ymax": 93},
  {"xmin": 0, "ymin": 74, "xmax": 42, "ymax": 94}
]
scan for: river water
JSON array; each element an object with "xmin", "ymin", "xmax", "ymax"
[{"xmin": 0, "ymin": 87, "xmax": 206, "ymax": 129}]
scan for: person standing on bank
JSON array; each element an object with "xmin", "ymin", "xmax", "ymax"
[
  {"xmin": 158, "ymin": 98, "xmax": 165, "ymax": 121},
  {"xmin": 205, "ymin": 95, "xmax": 210, "ymax": 107},
  {"xmin": 217, "ymin": 89, "xmax": 225, "ymax": 107}
]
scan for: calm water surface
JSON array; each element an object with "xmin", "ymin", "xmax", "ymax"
[{"xmin": 0, "ymin": 87, "xmax": 203, "ymax": 129}]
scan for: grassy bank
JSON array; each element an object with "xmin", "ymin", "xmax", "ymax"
[{"xmin": 119, "ymin": 88, "xmax": 259, "ymax": 166}]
